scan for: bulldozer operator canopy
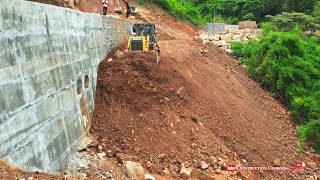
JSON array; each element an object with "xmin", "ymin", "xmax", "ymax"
[{"xmin": 132, "ymin": 23, "xmax": 157, "ymax": 44}]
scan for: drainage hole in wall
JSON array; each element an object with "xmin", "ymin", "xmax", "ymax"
[
  {"xmin": 77, "ymin": 78, "xmax": 82, "ymax": 95},
  {"xmin": 85, "ymin": 75, "xmax": 89, "ymax": 88}
]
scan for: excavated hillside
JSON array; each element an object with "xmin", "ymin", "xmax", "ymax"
[
  {"xmin": 92, "ymin": 39, "xmax": 319, "ymax": 179},
  {"xmin": 1, "ymin": 0, "xmax": 319, "ymax": 179}
]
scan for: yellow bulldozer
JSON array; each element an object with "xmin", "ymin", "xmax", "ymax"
[
  {"xmin": 127, "ymin": 23, "xmax": 161, "ymax": 64},
  {"xmin": 114, "ymin": 1, "xmax": 160, "ymax": 64}
]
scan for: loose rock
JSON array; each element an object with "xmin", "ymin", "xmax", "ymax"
[
  {"xmin": 180, "ymin": 165, "xmax": 193, "ymax": 179},
  {"xmin": 123, "ymin": 161, "xmax": 144, "ymax": 180},
  {"xmin": 97, "ymin": 152, "xmax": 106, "ymax": 158},
  {"xmin": 158, "ymin": 153, "xmax": 167, "ymax": 159},
  {"xmin": 116, "ymin": 153, "xmax": 132, "ymax": 164},
  {"xmin": 215, "ymin": 169, "xmax": 222, "ymax": 174},
  {"xmin": 145, "ymin": 174, "xmax": 156, "ymax": 180},
  {"xmin": 176, "ymin": 87, "xmax": 186, "ymax": 99},
  {"xmin": 77, "ymin": 136, "xmax": 97, "ymax": 151},
  {"xmin": 274, "ymin": 158, "xmax": 281, "ymax": 167},
  {"xmin": 200, "ymin": 161, "xmax": 209, "ymax": 170},
  {"xmin": 107, "ymin": 150, "xmax": 113, "ymax": 158},
  {"xmin": 198, "ymin": 29, "xmax": 258, "ymax": 53},
  {"xmin": 97, "ymin": 145, "xmax": 103, "ymax": 153},
  {"xmin": 209, "ymin": 156, "xmax": 218, "ymax": 165}
]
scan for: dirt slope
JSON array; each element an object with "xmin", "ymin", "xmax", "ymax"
[
  {"xmin": 1, "ymin": 0, "xmax": 319, "ymax": 179},
  {"xmin": 0, "ymin": 161, "xmax": 60, "ymax": 179},
  {"xmin": 92, "ymin": 40, "xmax": 320, "ymax": 179}
]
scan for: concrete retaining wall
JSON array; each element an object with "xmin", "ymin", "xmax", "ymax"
[
  {"xmin": 0, "ymin": 0, "xmax": 129, "ymax": 173},
  {"xmin": 205, "ymin": 22, "xmax": 262, "ymax": 35},
  {"xmin": 205, "ymin": 23, "xmax": 240, "ymax": 34},
  {"xmin": 205, "ymin": 23, "xmax": 226, "ymax": 34}
]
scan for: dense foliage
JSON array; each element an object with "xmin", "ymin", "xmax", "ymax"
[
  {"xmin": 139, "ymin": 0, "xmax": 320, "ymax": 25},
  {"xmin": 231, "ymin": 27, "xmax": 320, "ymax": 153},
  {"xmin": 299, "ymin": 120, "xmax": 320, "ymax": 153},
  {"xmin": 266, "ymin": 12, "xmax": 319, "ymax": 32}
]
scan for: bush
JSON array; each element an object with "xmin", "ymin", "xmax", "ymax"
[
  {"xmin": 232, "ymin": 27, "xmax": 320, "ymax": 152},
  {"xmin": 298, "ymin": 120, "xmax": 320, "ymax": 153},
  {"xmin": 155, "ymin": 0, "xmax": 204, "ymax": 25},
  {"xmin": 292, "ymin": 97, "xmax": 320, "ymax": 124},
  {"xmin": 231, "ymin": 40, "xmax": 259, "ymax": 59}
]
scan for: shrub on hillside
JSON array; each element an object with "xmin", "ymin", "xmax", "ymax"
[
  {"xmin": 231, "ymin": 40, "xmax": 259, "ymax": 59},
  {"xmin": 299, "ymin": 120, "xmax": 320, "ymax": 153},
  {"xmin": 231, "ymin": 27, "xmax": 320, "ymax": 153}
]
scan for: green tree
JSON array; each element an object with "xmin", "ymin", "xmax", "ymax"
[
  {"xmin": 266, "ymin": 12, "xmax": 319, "ymax": 32},
  {"xmin": 312, "ymin": 1, "xmax": 320, "ymax": 23}
]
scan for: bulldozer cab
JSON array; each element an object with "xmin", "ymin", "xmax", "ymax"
[
  {"xmin": 127, "ymin": 23, "xmax": 160, "ymax": 64},
  {"xmin": 132, "ymin": 23, "xmax": 157, "ymax": 44}
]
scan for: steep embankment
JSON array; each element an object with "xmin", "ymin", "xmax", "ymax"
[
  {"xmin": 92, "ymin": 39, "xmax": 320, "ymax": 179},
  {"xmin": 2, "ymin": 0, "xmax": 319, "ymax": 179}
]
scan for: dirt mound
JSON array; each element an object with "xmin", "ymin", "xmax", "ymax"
[
  {"xmin": 93, "ymin": 40, "xmax": 320, "ymax": 179},
  {"xmin": 2, "ymin": 1, "xmax": 319, "ymax": 179},
  {"xmin": 92, "ymin": 50, "xmax": 232, "ymax": 177}
]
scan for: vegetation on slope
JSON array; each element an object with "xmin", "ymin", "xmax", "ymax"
[
  {"xmin": 231, "ymin": 19, "xmax": 320, "ymax": 152},
  {"xmin": 139, "ymin": 0, "xmax": 319, "ymax": 25}
]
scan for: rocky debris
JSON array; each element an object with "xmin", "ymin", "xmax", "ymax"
[
  {"xmin": 116, "ymin": 153, "xmax": 132, "ymax": 164},
  {"xmin": 60, "ymin": 151, "xmax": 129, "ymax": 179},
  {"xmin": 216, "ymin": 157, "xmax": 228, "ymax": 169},
  {"xmin": 273, "ymin": 158, "xmax": 281, "ymax": 167},
  {"xmin": 77, "ymin": 135, "xmax": 98, "ymax": 151},
  {"xmin": 208, "ymin": 156, "xmax": 218, "ymax": 166},
  {"xmin": 146, "ymin": 162, "xmax": 158, "ymax": 174},
  {"xmin": 145, "ymin": 174, "xmax": 156, "ymax": 180},
  {"xmin": 217, "ymin": 40, "xmax": 226, "ymax": 47},
  {"xmin": 198, "ymin": 30, "xmax": 257, "ymax": 54},
  {"xmin": 158, "ymin": 153, "xmax": 167, "ymax": 160},
  {"xmin": 107, "ymin": 150, "xmax": 114, "ymax": 158},
  {"xmin": 199, "ymin": 33, "xmax": 209, "ymax": 40},
  {"xmin": 92, "ymin": 38, "xmax": 318, "ymax": 179},
  {"xmin": 179, "ymin": 164, "xmax": 193, "ymax": 179},
  {"xmin": 162, "ymin": 168, "xmax": 170, "ymax": 175},
  {"xmin": 176, "ymin": 87, "xmax": 186, "ymax": 100},
  {"xmin": 123, "ymin": 161, "xmax": 144, "ymax": 180},
  {"xmin": 114, "ymin": 50, "xmax": 124, "ymax": 59},
  {"xmin": 226, "ymin": 49, "xmax": 232, "ymax": 53},
  {"xmin": 97, "ymin": 152, "xmax": 106, "ymax": 159},
  {"xmin": 163, "ymin": 97, "xmax": 170, "ymax": 102},
  {"xmin": 215, "ymin": 168, "xmax": 222, "ymax": 174},
  {"xmin": 111, "ymin": 146, "xmax": 122, "ymax": 155},
  {"xmin": 199, "ymin": 48, "xmax": 209, "ymax": 56},
  {"xmin": 97, "ymin": 145, "xmax": 103, "ymax": 153},
  {"xmin": 200, "ymin": 161, "xmax": 209, "ymax": 170},
  {"xmin": 103, "ymin": 171, "xmax": 113, "ymax": 178}
]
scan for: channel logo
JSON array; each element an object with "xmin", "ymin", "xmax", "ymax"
[{"xmin": 226, "ymin": 164, "xmax": 237, "ymax": 175}]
